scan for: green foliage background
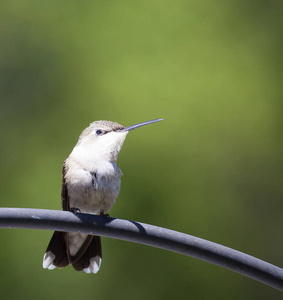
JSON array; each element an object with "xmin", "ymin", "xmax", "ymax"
[{"xmin": 0, "ymin": 1, "xmax": 282, "ymax": 299}]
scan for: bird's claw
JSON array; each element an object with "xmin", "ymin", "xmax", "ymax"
[
  {"xmin": 99, "ymin": 212, "xmax": 110, "ymax": 219},
  {"xmin": 70, "ymin": 207, "xmax": 81, "ymax": 214}
]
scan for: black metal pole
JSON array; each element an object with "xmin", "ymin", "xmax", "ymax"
[{"xmin": 0, "ymin": 207, "xmax": 282, "ymax": 291}]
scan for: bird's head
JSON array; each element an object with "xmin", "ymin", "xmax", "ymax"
[{"xmin": 70, "ymin": 119, "xmax": 163, "ymax": 162}]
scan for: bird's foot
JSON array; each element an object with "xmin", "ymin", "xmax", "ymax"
[
  {"xmin": 99, "ymin": 212, "xmax": 110, "ymax": 219},
  {"xmin": 70, "ymin": 207, "xmax": 81, "ymax": 214}
]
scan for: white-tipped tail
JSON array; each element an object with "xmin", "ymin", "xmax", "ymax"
[
  {"xmin": 43, "ymin": 251, "xmax": 56, "ymax": 270},
  {"xmin": 83, "ymin": 256, "xmax": 102, "ymax": 274}
]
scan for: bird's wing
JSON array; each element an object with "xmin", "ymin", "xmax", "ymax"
[{"xmin": 61, "ymin": 162, "xmax": 70, "ymax": 211}]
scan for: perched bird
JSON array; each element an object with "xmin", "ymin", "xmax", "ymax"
[{"xmin": 43, "ymin": 118, "xmax": 162, "ymax": 273}]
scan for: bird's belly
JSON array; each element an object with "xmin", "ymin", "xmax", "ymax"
[
  {"xmin": 67, "ymin": 170, "xmax": 121, "ymax": 214},
  {"xmin": 69, "ymin": 188, "xmax": 115, "ymax": 214}
]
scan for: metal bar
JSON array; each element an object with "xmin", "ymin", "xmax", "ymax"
[{"xmin": 0, "ymin": 207, "xmax": 282, "ymax": 291}]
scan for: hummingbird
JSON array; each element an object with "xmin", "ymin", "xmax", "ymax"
[{"xmin": 43, "ymin": 118, "xmax": 163, "ymax": 273}]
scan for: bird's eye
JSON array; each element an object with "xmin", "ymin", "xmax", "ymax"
[{"xmin": 96, "ymin": 129, "xmax": 103, "ymax": 135}]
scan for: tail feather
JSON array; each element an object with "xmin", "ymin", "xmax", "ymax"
[
  {"xmin": 43, "ymin": 231, "xmax": 69, "ymax": 269},
  {"xmin": 67, "ymin": 234, "xmax": 93, "ymax": 264},
  {"xmin": 43, "ymin": 231, "xmax": 102, "ymax": 274},
  {"xmin": 72, "ymin": 236, "xmax": 102, "ymax": 273}
]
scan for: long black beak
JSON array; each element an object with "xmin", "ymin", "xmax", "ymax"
[{"xmin": 117, "ymin": 118, "xmax": 163, "ymax": 132}]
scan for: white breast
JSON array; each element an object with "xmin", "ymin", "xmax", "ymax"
[{"xmin": 65, "ymin": 158, "xmax": 122, "ymax": 214}]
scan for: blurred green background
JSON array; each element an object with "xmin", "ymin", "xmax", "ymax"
[{"xmin": 0, "ymin": 1, "xmax": 282, "ymax": 299}]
